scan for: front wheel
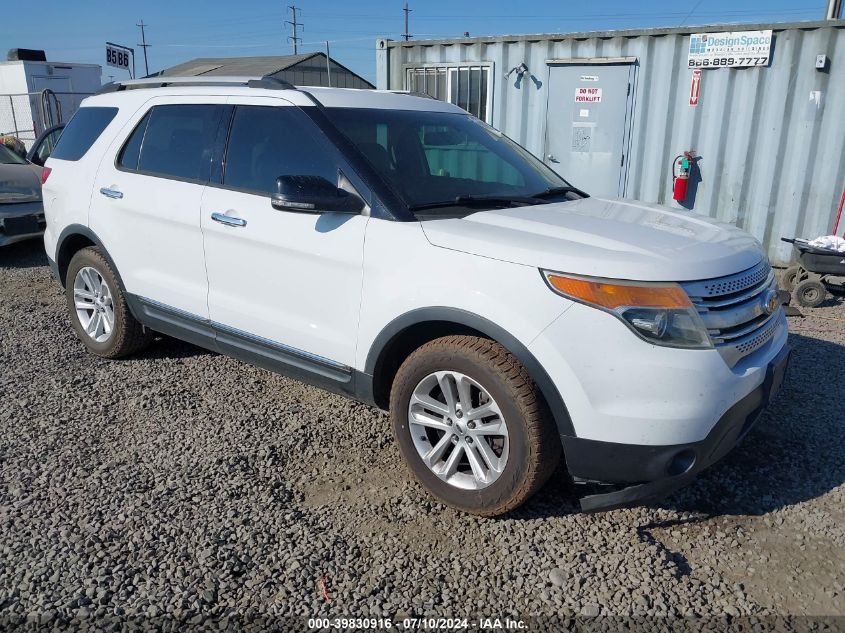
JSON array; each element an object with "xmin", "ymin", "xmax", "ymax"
[
  {"xmin": 65, "ymin": 247, "xmax": 153, "ymax": 358},
  {"xmin": 793, "ymin": 278, "xmax": 827, "ymax": 308},
  {"xmin": 390, "ymin": 335, "xmax": 560, "ymax": 516}
]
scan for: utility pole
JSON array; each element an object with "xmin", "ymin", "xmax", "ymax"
[
  {"xmin": 325, "ymin": 41, "xmax": 332, "ymax": 87},
  {"xmin": 403, "ymin": 2, "xmax": 412, "ymax": 41},
  {"xmin": 286, "ymin": 6, "xmax": 302, "ymax": 54},
  {"xmin": 137, "ymin": 20, "xmax": 150, "ymax": 76}
]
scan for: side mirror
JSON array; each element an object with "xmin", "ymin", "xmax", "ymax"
[{"xmin": 271, "ymin": 175, "xmax": 364, "ymax": 214}]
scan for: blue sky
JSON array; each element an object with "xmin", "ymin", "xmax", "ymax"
[{"xmin": 4, "ymin": 0, "xmax": 829, "ymax": 84}]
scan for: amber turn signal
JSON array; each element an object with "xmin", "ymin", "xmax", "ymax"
[{"xmin": 544, "ymin": 273, "xmax": 692, "ymax": 310}]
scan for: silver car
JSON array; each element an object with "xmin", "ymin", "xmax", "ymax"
[{"xmin": 0, "ymin": 143, "xmax": 45, "ymax": 246}]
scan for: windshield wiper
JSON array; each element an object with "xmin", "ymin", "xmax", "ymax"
[
  {"xmin": 409, "ymin": 194, "xmax": 545, "ymax": 212},
  {"xmin": 531, "ymin": 186, "xmax": 589, "ymax": 199}
]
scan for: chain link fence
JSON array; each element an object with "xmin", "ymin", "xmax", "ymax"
[{"xmin": 0, "ymin": 91, "xmax": 93, "ymax": 148}]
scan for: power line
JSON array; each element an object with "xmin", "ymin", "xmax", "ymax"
[
  {"xmin": 137, "ymin": 20, "xmax": 151, "ymax": 76},
  {"xmin": 678, "ymin": 0, "xmax": 705, "ymax": 26},
  {"xmin": 286, "ymin": 5, "xmax": 302, "ymax": 54},
  {"xmin": 282, "ymin": 7, "xmax": 821, "ymax": 20},
  {"xmin": 403, "ymin": 2, "xmax": 413, "ymax": 41}
]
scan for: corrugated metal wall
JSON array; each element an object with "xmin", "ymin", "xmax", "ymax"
[{"xmin": 378, "ymin": 21, "xmax": 845, "ymax": 264}]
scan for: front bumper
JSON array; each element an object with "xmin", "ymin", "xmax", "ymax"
[
  {"xmin": 567, "ymin": 344, "xmax": 791, "ymax": 511},
  {"xmin": 0, "ymin": 201, "xmax": 45, "ymax": 246}
]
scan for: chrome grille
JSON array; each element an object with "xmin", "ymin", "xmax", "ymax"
[
  {"xmin": 735, "ymin": 315, "xmax": 780, "ymax": 355},
  {"xmin": 682, "ymin": 260, "xmax": 784, "ymax": 367},
  {"xmin": 698, "ymin": 263, "xmax": 770, "ymax": 297}
]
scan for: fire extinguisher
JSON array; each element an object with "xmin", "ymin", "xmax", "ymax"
[{"xmin": 672, "ymin": 151, "xmax": 695, "ymax": 202}]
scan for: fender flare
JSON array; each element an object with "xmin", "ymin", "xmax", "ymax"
[
  {"xmin": 365, "ymin": 307, "xmax": 575, "ymax": 437},
  {"xmin": 54, "ymin": 224, "xmax": 127, "ymax": 295}
]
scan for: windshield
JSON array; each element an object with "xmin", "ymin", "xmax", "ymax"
[
  {"xmin": 0, "ymin": 144, "xmax": 27, "ymax": 165},
  {"xmin": 325, "ymin": 108, "xmax": 573, "ymax": 211}
]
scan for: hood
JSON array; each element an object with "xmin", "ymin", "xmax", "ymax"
[
  {"xmin": 0, "ymin": 163, "xmax": 42, "ymax": 204},
  {"xmin": 420, "ymin": 197, "xmax": 765, "ymax": 282}
]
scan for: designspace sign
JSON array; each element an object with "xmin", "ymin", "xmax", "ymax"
[{"xmin": 688, "ymin": 30, "xmax": 773, "ymax": 68}]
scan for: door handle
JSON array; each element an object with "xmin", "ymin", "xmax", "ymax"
[
  {"xmin": 99, "ymin": 187, "xmax": 123, "ymax": 199},
  {"xmin": 211, "ymin": 212, "xmax": 247, "ymax": 228}
]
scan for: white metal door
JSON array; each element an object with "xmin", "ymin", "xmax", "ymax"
[
  {"xmin": 544, "ymin": 63, "xmax": 636, "ymax": 197},
  {"xmin": 200, "ymin": 97, "xmax": 368, "ymax": 367},
  {"xmin": 89, "ymin": 96, "xmax": 229, "ymax": 318}
]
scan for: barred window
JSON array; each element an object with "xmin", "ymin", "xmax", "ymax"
[{"xmin": 405, "ymin": 65, "xmax": 490, "ymax": 122}]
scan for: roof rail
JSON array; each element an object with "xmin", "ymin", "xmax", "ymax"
[
  {"xmin": 387, "ymin": 90, "xmax": 438, "ymax": 100},
  {"xmin": 95, "ymin": 75, "xmax": 294, "ymax": 95}
]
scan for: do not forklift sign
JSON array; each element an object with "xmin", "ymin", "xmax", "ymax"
[
  {"xmin": 689, "ymin": 69, "xmax": 702, "ymax": 106},
  {"xmin": 575, "ymin": 87, "xmax": 602, "ymax": 103}
]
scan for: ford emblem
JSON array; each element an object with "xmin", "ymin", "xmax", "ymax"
[{"xmin": 763, "ymin": 289, "xmax": 780, "ymax": 315}]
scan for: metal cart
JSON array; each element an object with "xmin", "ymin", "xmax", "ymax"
[{"xmin": 780, "ymin": 237, "xmax": 845, "ymax": 308}]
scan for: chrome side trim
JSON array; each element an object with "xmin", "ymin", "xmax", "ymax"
[
  {"xmin": 134, "ymin": 295, "xmax": 350, "ymax": 374},
  {"xmin": 136, "ymin": 296, "xmax": 207, "ymax": 323},
  {"xmin": 213, "ymin": 321, "xmax": 350, "ymax": 373}
]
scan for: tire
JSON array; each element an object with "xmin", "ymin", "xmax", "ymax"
[
  {"xmin": 390, "ymin": 335, "xmax": 561, "ymax": 516},
  {"xmin": 781, "ymin": 265, "xmax": 802, "ymax": 292},
  {"xmin": 65, "ymin": 246, "xmax": 153, "ymax": 358},
  {"xmin": 793, "ymin": 278, "xmax": 827, "ymax": 308}
]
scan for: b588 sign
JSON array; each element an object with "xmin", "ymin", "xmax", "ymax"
[{"xmin": 106, "ymin": 45, "xmax": 131, "ymax": 70}]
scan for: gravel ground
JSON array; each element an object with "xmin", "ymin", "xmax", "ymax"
[{"xmin": 1, "ymin": 238, "xmax": 844, "ymax": 629}]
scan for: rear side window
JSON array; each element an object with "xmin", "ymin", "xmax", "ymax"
[
  {"xmin": 223, "ymin": 105, "xmax": 338, "ymax": 195},
  {"xmin": 135, "ymin": 104, "xmax": 224, "ymax": 182},
  {"xmin": 50, "ymin": 107, "xmax": 118, "ymax": 161},
  {"xmin": 117, "ymin": 112, "xmax": 150, "ymax": 171}
]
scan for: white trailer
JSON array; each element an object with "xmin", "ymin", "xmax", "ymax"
[{"xmin": 0, "ymin": 58, "xmax": 101, "ymax": 147}]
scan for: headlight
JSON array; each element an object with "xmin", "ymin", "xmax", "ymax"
[{"xmin": 542, "ymin": 270, "xmax": 712, "ymax": 349}]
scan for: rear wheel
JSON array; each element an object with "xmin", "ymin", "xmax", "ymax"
[
  {"xmin": 390, "ymin": 335, "xmax": 560, "ymax": 516},
  {"xmin": 65, "ymin": 247, "xmax": 153, "ymax": 358},
  {"xmin": 793, "ymin": 278, "xmax": 826, "ymax": 308},
  {"xmin": 781, "ymin": 265, "xmax": 802, "ymax": 292}
]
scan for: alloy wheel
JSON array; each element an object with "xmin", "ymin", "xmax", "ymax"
[
  {"xmin": 73, "ymin": 266, "xmax": 115, "ymax": 343},
  {"xmin": 408, "ymin": 370, "xmax": 509, "ymax": 490}
]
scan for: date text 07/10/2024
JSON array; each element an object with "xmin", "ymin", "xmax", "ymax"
[{"xmin": 307, "ymin": 617, "xmax": 528, "ymax": 630}]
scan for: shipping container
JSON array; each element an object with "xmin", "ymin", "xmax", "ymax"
[{"xmin": 377, "ymin": 20, "xmax": 845, "ymax": 264}]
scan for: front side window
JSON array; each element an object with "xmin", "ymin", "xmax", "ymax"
[
  {"xmin": 406, "ymin": 66, "xmax": 490, "ymax": 122},
  {"xmin": 135, "ymin": 105, "xmax": 224, "ymax": 182},
  {"xmin": 223, "ymin": 105, "xmax": 338, "ymax": 195},
  {"xmin": 50, "ymin": 107, "xmax": 118, "ymax": 162},
  {"xmin": 326, "ymin": 108, "xmax": 568, "ymax": 211}
]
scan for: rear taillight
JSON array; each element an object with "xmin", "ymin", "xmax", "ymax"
[{"xmin": 41, "ymin": 167, "xmax": 51, "ymax": 185}]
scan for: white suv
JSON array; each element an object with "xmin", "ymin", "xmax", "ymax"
[{"xmin": 43, "ymin": 76, "xmax": 790, "ymax": 515}]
